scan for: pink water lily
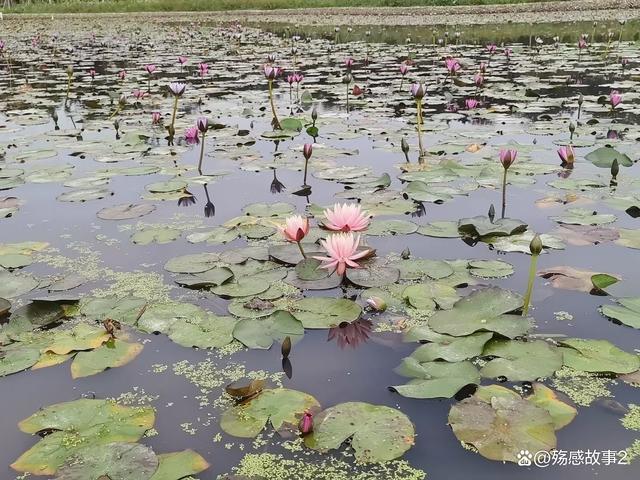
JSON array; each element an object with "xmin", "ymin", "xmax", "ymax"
[
  {"xmin": 198, "ymin": 63, "xmax": 209, "ymax": 76},
  {"xmin": 445, "ymin": 58, "xmax": 461, "ymax": 75},
  {"xmin": 504, "ymin": 47, "xmax": 513, "ymax": 59},
  {"xmin": 465, "ymin": 98, "xmax": 479, "ymax": 110},
  {"xmin": 263, "ymin": 64, "xmax": 283, "ymax": 80},
  {"xmin": 151, "ymin": 111, "xmax": 162, "ymax": 125},
  {"xmin": 145, "ymin": 64, "xmax": 157, "ymax": 74},
  {"xmin": 132, "ymin": 89, "xmax": 147, "ymax": 100},
  {"xmin": 557, "ymin": 145, "xmax": 575, "ymax": 165},
  {"xmin": 344, "ymin": 57, "xmax": 354, "ymax": 70},
  {"xmin": 578, "ymin": 37, "xmax": 588, "ymax": 49},
  {"xmin": 410, "ymin": 82, "xmax": 425, "ymax": 99},
  {"xmin": 474, "ymin": 74, "xmax": 484, "ymax": 87},
  {"xmin": 168, "ymin": 82, "xmax": 186, "ymax": 96},
  {"xmin": 500, "ymin": 149, "xmax": 518, "ymax": 169},
  {"xmin": 399, "ymin": 63, "xmax": 410, "ymax": 76},
  {"xmin": 610, "ymin": 90, "xmax": 622, "ymax": 109},
  {"xmin": 323, "ymin": 203, "xmax": 370, "ymax": 232},
  {"xmin": 299, "ymin": 411, "xmax": 313, "ymax": 435},
  {"xmin": 118, "ymin": 69, "xmax": 126, "ymax": 80},
  {"xmin": 178, "ymin": 56, "xmax": 188, "ymax": 65},
  {"xmin": 281, "ymin": 215, "xmax": 310, "ymax": 243},
  {"xmin": 89, "ymin": 68, "xmax": 96, "ymax": 79},
  {"xmin": 184, "ymin": 126, "xmax": 199, "ymax": 144},
  {"xmin": 314, "ymin": 232, "xmax": 370, "ymax": 276},
  {"xmin": 486, "ymin": 43, "xmax": 497, "ymax": 54}
]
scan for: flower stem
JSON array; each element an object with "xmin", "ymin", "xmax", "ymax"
[
  {"xmin": 170, "ymin": 96, "xmax": 179, "ymax": 133},
  {"xmin": 303, "ymin": 157, "xmax": 309, "ymax": 186},
  {"xmin": 416, "ymin": 100, "xmax": 424, "ymax": 163},
  {"xmin": 522, "ymin": 253, "xmax": 539, "ymax": 316},
  {"xmin": 198, "ymin": 132, "xmax": 206, "ymax": 174},
  {"xmin": 501, "ymin": 168, "xmax": 508, "ymax": 219},
  {"xmin": 346, "ymin": 83, "xmax": 349, "ymax": 113},
  {"xmin": 268, "ymin": 80, "xmax": 281, "ymax": 130},
  {"xmin": 296, "ymin": 241, "xmax": 307, "ymax": 259}
]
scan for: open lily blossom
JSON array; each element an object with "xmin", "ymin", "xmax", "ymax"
[
  {"xmin": 151, "ymin": 111, "xmax": 162, "ymax": 124},
  {"xmin": 465, "ymin": 98, "xmax": 479, "ymax": 109},
  {"xmin": 198, "ymin": 62, "xmax": 209, "ymax": 76},
  {"xmin": 344, "ymin": 57, "xmax": 354, "ymax": 69},
  {"xmin": 474, "ymin": 74, "xmax": 484, "ymax": 87},
  {"xmin": 178, "ymin": 55, "xmax": 188, "ymax": 65},
  {"xmin": 263, "ymin": 64, "xmax": 282, "ymax": 80},
  {"xmin": 168, "ymin": 82, "xmax": 186, "ymax": 96},
  {"xmin": 323, "ymin": 203, "xmax": 370, "ymax": 232},
  {"xmin": 445, "ymin": 58, "xmax": 461, "ymax": 74},
  {"xmin": 117, "ymin": 69, "xmax": 126, "ymax": 80},
  {"xmin": 184, "ymin": 126, "xmax": 199, "ymax": 144},
  {"xmin": 281, "ymin": 215, "xmax": 310, "ymax": 242},
  {"xmin": 486, "ymin": 43, "xmax": 497, "ymax": 54},
  {"xmin": 145, "ymin": 64, "xmax": 157, "ymax": 74},
  {"xmin": 314, "ymin": 232, "xmax": 371, "ymax": 276}
]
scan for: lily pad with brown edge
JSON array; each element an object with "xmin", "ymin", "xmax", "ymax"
[
  {"xmin": 558, "ymin": 338, "xmax": 640, "ymax": 374},
  {"xmin": 601, "ymin": 297, "xmax": 640, "ymax": 329},
  {"xmin": 0, "ymin": 297, "xmax": 11, "ymax": 316},
  {"xmin": 448, "ymin": 394, "xmax": 556, "ymax": 463},
  {"xmin": 392, "ymin": 359, "xmax": 480, "ymax": 399},
  {"xmin": 70, "ymin": 340, "xmax": 143, "ymax": 378},
  {"xmin": 226, "ymin": 379, "xmax": 267, "ymax": 401},
  {"xmin": 553, "ymin": 224, "xmax": 619, "ymax": 247},
  {"xmin": 538, "ymin": 266, "xmax": 619, "ymax": 294},
  {"xmin": 149, "ymin": 449, "xmax": 210, "ymax": 480},
  {"xmin": 233, "ymin": 311, "xmax": 303, "ymax": 350},
  {"xmin": 97, "ymin": 203, "xmax": 156, "ymax": 220},
  {"xmin": 55, "ymin": 442, "xmax": 158, "ymax": 480},
  {"xmin": 12, "ymin": 399, "xmax": 155, "ymax": 476},
  {"xmin": 480, "ymin": 339, "xmax": 563, "ymax": 381},
  {"xmin": 304, "ymin": 402, "xmax": 415, "ymax": 462},
  {"xmin": 44, "ymin": 323, "xmax": 111, "ymax": 355},
  {"xmin": 527, "ymin": 383, "xmax": 577, "ymax": 430},
  {"xmin": 458, "ymin": 216, "xmax": 527, "ymax": 238},
  {"xmin": 428, "ymin": 287, "xmax": 532, "ymax": 338},
  {"xmin": 289, "ymin": 297, "xmax": 361, "ymax": 329},
  {"xmin": 220, "ymin": 388, "xmax": 320, "ymax": 438}
]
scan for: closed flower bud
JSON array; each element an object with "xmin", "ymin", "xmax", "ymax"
[
  {"xmin": 611, "ymin": 158, "xmax": 619, "ymax": 178},
  {"xmin": 401, "ymin": 137, "xmax": 409, "ymax": 154},
  {"xmin": 530, "ymin": 234, "xmax": 543, "ymax": 255},
  {"xmin": 303, "ymin": 143, "xmax": 313, "ymax": 160},
  {"xmin": 299, "ymin": 411, "xmax": 313, "ymax": 435},
  {"xmin": 366, "ymin": 296, "xmax": 387, "ymax": 312}
]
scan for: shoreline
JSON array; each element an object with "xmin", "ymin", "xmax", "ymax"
[{"xmin": 3, "ymin": 0, "xmax": 640, "ymax": 25}]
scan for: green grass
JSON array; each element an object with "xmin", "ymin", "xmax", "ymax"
[{"xmin": 4, "ymin": 0, "xmax": 567, "ymax": 15}]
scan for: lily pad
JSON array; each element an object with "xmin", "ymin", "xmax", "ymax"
[
  {"xmin": 409, "ymin": 332, "xmax": 493, "ymax": 362},
  {"xmin": 393, "ymin": 359, "xmax": 480, "ymax": 399},
  {"xmin": 290, "ymin": 298, "xmax": 361, "ymax": 329},
  {"xmin": 559, "ymin": 338, "xmax": 640, "ymax": 374},
  {"xmin": 468, "ymin": 260, "xmax": 514, "ymax": 279},
  {"xmin": 585, "ymin": 146, "xmax": 632, "ymax": 168},
  {"xmin": 480, "ymin": 339, "xmax": 563, "ymax": 381},
  {"xmin": 97, "ymin": 203, "xmax": 156, "ymax": 220},
  {"xmin": 70, "ymin": 340, "xmax": 143, "ymax": 378},
  {"xmin": 221, "ymin": 388, "xmax": 319, "ymax": 438},
  {"xmin": 601, "ymin": 297, "xmax": 640, "ymax": 329},
  {"xmin": 346, "ymin": 263, "xmax": 400, "ymax": 288},
  {"xmin": 458, "ymin": 216, "xmax": 527, "ymax": 238},
  {"xmin": 304, "ymin": 402, "xmax": 415, "ymax": 462},
  {"xmin": 527, "ymin": 383, "xmax": 577, "ymax": 430},
  {"xmin": 429, "ymin": 288, "xmax": 531, "ymax": 338},
  {"xmin": 550, "ymin": 208, "xmax": 616, "ymax": 226},
  {"xmin": 233, "ymin": 311, "xmax": 303, "ymax": 349},
  {"xmin": 149, "ymin": 450, "xmax": 210, "ymax": 480}
]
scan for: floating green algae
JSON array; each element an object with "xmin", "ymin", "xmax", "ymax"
[
  {"xmin": 621, "ymin": 404, "xmax": 640, "ymax": 431},
  {"xmin": 551, "ymin": 366, "xmax": 616, "ymax": 407},
  {"xmin": 218, "ymin": 452, "xmax": 426, "ymax": 480}
]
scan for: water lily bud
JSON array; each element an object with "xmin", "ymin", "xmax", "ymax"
[
  {"xmin": 611, "ymin": 158, "xmax": 619, "ymax": 178},
  {"xmin": 578, "ymin": 93, "xmax": 584, "ymax": 106},
  {"xmin": 488, "ymin": 204, "xmax": 496, "ymax": 222},
  {"xmin": 281, "ymin": 336, "xmax": 291, "ymax": 358},
  {"xmin": 569, "ymin": 122, "xmax": 576, "ymax": 134},
  {"xmin": 342, "ymin": 73, "xmax": 352, "ymax": 84},
  {"xmin": 530, "ymin": 234, "xmax": 543, "ymax": 255},
  {"xmin": 197, "ymin": 117, "xmax": 209, "ymax": 133},
  {"xmin": 410, "ymin": 82, "xmax": 425, "ymax": 100},
  {"xmin": 401, "ymin": 247, "xmax": 411, "ymax": 259},
  {"xmin": 51, "ymin": 111, "xmax": 58, "ymax": 122},
  {"xmin": 311, "ymin": 105, "xmax": 318, "ymax": 122},
  {"xmin": 401, "ymin": 137, "xmax": 409, "ymax": 154},
  {"xmin": 299, "ymin": 411, "xmax": 313, "ymax": 435},
  {"xmin": 66, "ymin": 65, "xmax": 73, "ymax": 77},
  {"xmin": 303, "ymin": 143, "xmax": 313, "ymax": 160},
  {"xmin": 113, "ymin": 119, "xmax": 120, "ymax": 131},
  {"xmin": 366, "ymin": 296, "xmax": 387, "ymax": 312}
]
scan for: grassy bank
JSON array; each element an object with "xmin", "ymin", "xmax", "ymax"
[{"xmin": 3, "ymin": 0, "xmax": 565, "ymax": 14}]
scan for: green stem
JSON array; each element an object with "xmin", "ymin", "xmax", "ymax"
[
  {"xmin": 268, "ymin": 80, "xmax": 281, "ymax": 129},
  {"xmin": 198, "ymin": 132, "xmax": 206, "ymax": 174},
  {"xmin": 501, "ymin": 168, "xmax": 508, "ymax": 219},
  {"xmin": 170, "ymin": 96, "xmax": 179, "ymax": 133},
  {"xmin": 416, "ymin": 100, "xmax": 424, "ymax": 163},
  {"xmin": 109, "ymin": 105, "xmax": 121, "ymax": 120},
  {"xmin": 303, "ymin": 157, "xmax": 309, "ymax": 186},
  {"xmin": 522, "ymin": 253, "xmax": 539, "ymax": 316},
  {"xmin": 346, "ymin": 83, "xmax": 349, "ymax": 113},
  {"xmin": 296, "ymin": 241, "xmax": 307, "ymax": 259},
  {"xmin": 66, "ymin": 76, "xmax": 71, "ymax": 99}
]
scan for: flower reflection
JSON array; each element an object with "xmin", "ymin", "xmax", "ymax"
[
  {"xmin": 270, "ymin": 170, "xmax": 286, "ymax": 194},
  {"xmin": 327, "ymin": 318, "xmax": 373, "ymax": 350},
  {"xmin": 203, "ymin": 184, "xmax": 215, "ymax": 218},
  {"xmin": 177, "ymin": 189, "xmax": 196, "ymax": 207}
]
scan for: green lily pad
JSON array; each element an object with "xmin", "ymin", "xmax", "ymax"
[
  {"xmin": 57, "ymin": 188, "xmax": 112, "ymax": 202},
  {"xmin": 0, "ymin": 270, "xmax": 39, "ymax": 298},
  {"xmin": 527, "ymin": 383, "xmax": 577, "ymax": 430},
  {"xmin": 168, "ymin": 314, "xmax": 237, "ymax": 349},
  {"xmin": 290, "ymin": 298, "xmax": 361, "ymax": 329},
  {"xmin": 480, "ymin": 339, "xmax": 563, "ymax": 381},
  {"xmin": 146, "ymin": 179, "xmax": 187, "ymax": 193},
  {"xmin": 0, "ymin": 343, "xmax": 40, "ymax": 376},
  {"xmin": 429, "ymin": 288, "xmax": 531, "ymax": 338},
  {"xmin": 79, "ymin": 296, "xmax": 147, "ymax": 325},
  {"xmin": 55, "ymin": 442, "xmax": 158, "ymax": 480},
  {"xmin": 366, "ymin": 219, "xmax": 418, "ymax": 236},
  {"xmin": 12, "ymin": 399, "xmax": 155, "ymax": 476},
  {"xmin": 149, "ymin": 450, "xmax": 210, "ymax": 480},
  {"xmin": 304, "ymin": 402, "xmax": 415, "ymax": 462},
  {"xmin": 448, "ymin": 393, "xmax": 556, "ymax": 463},
  {"xmin": 131, "ymin": 227, "xmax": 181, "ymax": 245},
  {"xmin": 416, "ymin": 221, "xmax": 461, "ymax": 238},
  {"xmin": 233, "ymin": 311, "xmax": 304, "ymax": 349},
  {"xmin": 585, "ymin": 146, "xmax": 633, "ymax": 168},
  {"xmin": 409, "ymin": 332, "xmax": 493, "ymax": 362},
  {"xmin": 550, "ymin": 208, "xmax": 616, "ymax": 226},
  {"xmin": 616, "ymin": 228, "xmax": 640, "ymax": 249},
  {"xmin": 70, "ymin": 340, "xmax": 143, "ymax": 378},
  {"xmin": 175, "ymin": 267, "xmax": 234, "ymax": 288},
  {"xmin": 0, "ymin": 253, "xmax": 33, "ymax": 269},
  {"xmin": 242, "ymin": 202, "xmax": 295, "ymax": 217},
  {"xmin": 396, "ymin": 259, "xmax": 454, "ymax": 281},
  {"xmin": 468, "ymin": 260, "xmax": 514, "ymax": 279},
  {"xmin": 458, "ymin": 216, "xmax": 527, "ymax": 238},
  {"xmin": 601, "ymin": 297, "xmax": 640, "ymax": 329},
  {"xmin": 212, "ymin": 277, "xmax": 271, "ymax": 298},
  {"xmin": 559, "ymin": 338, "xmax": 640, "ymax": 374},
  {"xmin": 221, "ymin": 388, "xmax": 319, "ymax": 438},
  {"xmin": 164, "ymin": 253, "xmax": 220, "ymax": 274},
  {"xmin": 346, "ymin": 263, "xmax": 400, "ymax": 288},
  {"xmin": 402, "ymin": 282, "xmax": 460, "ymax": 312},
  {"xmin": 393, "ymin": 359, "xmax": 480, "ymax": 399}
]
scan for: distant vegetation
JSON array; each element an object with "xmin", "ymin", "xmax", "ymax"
[{"xmin": 3, "ymin": 0, "xmax": 565, "ymax": 14}]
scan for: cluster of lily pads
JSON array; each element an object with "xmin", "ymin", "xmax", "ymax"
[{"xmin": 0, "ymin": 14, "xmax": 640, "ymax": 479}]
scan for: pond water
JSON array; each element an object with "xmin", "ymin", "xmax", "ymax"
[{"xmin": 0, "ymin": 14, "xmax": 639, "ymax": 480}]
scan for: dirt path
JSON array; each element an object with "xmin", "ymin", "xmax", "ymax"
[{"xmin": 7, "ymin": 0, "xmax": 640, "ymax": 26}]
